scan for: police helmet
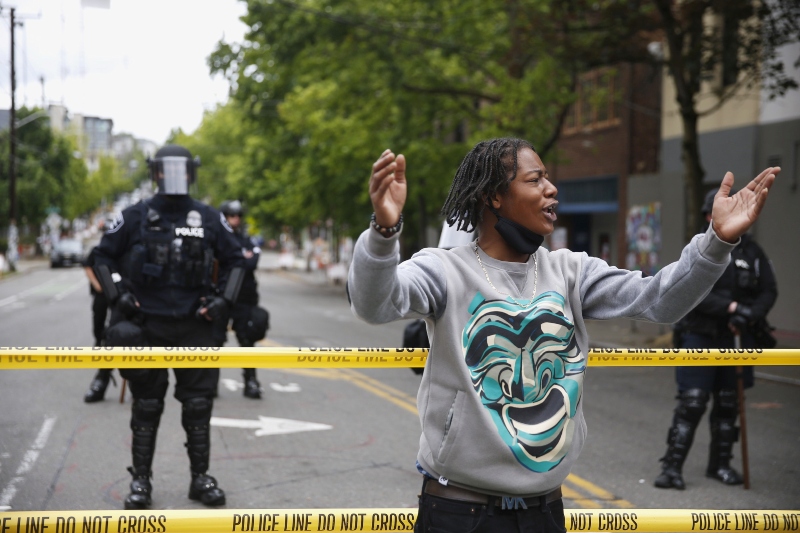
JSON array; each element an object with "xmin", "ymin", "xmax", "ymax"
[
  {"xmin": 701, "ymin": 186, "xmax": 738, "ymax": 216},
  {"xmin": 219, "ymin": 200, "xmax": 244, "ymax": 218},
  {"xmin": 147, "ymin": 145, "xmax": 201, "ymax": 195}
]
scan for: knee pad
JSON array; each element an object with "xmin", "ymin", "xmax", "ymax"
[
  {"xmin": 676, "ymin": 388, "xmax": 708, "ymax": 424},
  {"xmin": 182, "ymin": 397, "xmax": 213, "ymax": 431},
  {"xmin": 714, "ymin": 389, "xmax": 738, "ymax": 419},
  {"xmin": 131, "ymin": 399, "xmax": 164, "ymax": 431}
]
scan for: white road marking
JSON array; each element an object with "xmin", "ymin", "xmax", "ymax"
[
  {"xmin": 0, "ymin": 275, "xmax": 69, "ymax": 309},
  {"xmin": 52, "ymin": 280, "xmax": 88, "ymax": 302},
  {"xmin": 222, "ymin": 379, "xmax": 301, "ymax": 393},
  {"xmin": 269, "ymin": 382, "xmax": 301, "ymax": 392},
  {"xmin": 221, "ymin": 378, "xmax": 243, "ymax": 391},
  {"xmin": 0, "ymin": 295, "xmax": 19, "ymax": 308},
  {"xmin": 210, "ymin": 416, "xmax": 331, "ymax": 437},
  {"xmin": 0, "ymin": 416, "xmax": 57, "ymax": 511}
]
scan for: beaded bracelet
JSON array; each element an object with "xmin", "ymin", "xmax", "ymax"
[{"xmin": 370, "ymin": 212, "xmax": 404, "ymax": 235}]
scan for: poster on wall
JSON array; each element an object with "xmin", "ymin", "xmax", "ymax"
[{"xmin": 626, "ymin": 202, "xmax": 661, "ymax": 276}]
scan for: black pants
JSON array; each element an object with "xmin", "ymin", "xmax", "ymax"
[
  {"xmin": 213, "ymin": 303, "xmax": 258, "ymax": 348},
  {"xmin": 117, "ymin": 316, "xmax": 219, "ymax": 402},
  {"xmin": 415, "ymin": 480, "xmax": 566, "ymax": 533},
  {"xmin": 676, "ymin": 332, "xmax": 755, "ymax": 392}
]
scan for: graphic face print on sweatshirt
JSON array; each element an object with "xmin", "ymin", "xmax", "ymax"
[{"xmin": 462, "ymin": 291, "xmax": 585, "ymax": 472}]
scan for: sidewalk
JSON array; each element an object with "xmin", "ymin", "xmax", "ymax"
[{"xmin": 0, "ymin": 256, "xmax": 50, "ymax": 281}]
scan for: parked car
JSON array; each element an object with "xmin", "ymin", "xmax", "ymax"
[{"xmin": 50, "ymin": 239, "xmax": 84, "ymax": 268}]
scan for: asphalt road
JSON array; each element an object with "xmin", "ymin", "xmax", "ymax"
[{"xmin": 0, "ymin": 265, "xmax": 797, "ymax": 514}]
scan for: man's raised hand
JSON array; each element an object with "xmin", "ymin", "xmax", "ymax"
[
  {"xmin": 369, "ymin": 149, "xmax": 407, "ymax": 229},
  {"xmin": 712, "ymin": 166, "xmax": 780, "ymax": 243}
]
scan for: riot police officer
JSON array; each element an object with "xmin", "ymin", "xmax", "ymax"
[
  {"xmin": 82, "ymin": 244, "xmax": 116, "ymax": 402},
  {"xmin": 215, "ymin": 200, "xmax": 269, "ymax": 399},
  {"xmin": 655, "ymin": 187, "xmax": 778, "ymax": 490},
  {"xmin": 93, "ymin": 145, "xmax": 245, "ymax": 509}
]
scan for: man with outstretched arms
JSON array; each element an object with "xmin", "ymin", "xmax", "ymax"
[{"xmin": 347, "ymin": 139, "xmax": 778, "ymax": 532}]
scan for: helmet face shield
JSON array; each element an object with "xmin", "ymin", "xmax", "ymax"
[{"xmin": 149, "ymin": 156, "xmax": 197, "ymax": 195}]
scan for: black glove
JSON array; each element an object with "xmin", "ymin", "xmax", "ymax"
[
  {"xmin": 117, "ymin": 292, "xmax": 140, "ymax": 319},
  {"xmin": 728, "ymin": 312, "xmax": 749, "ymax": 334},
  {"xmin": 735, "ymin": 304, "xmax": 754, "ymax": 322},
  {"xmin": 198, "ymin": 296, "xmax": 229, "ymax": 321}
]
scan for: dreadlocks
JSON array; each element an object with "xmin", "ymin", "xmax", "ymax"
[{"xmin": 440, "ymin": 138, "xmax": 536, "ymax": 233}]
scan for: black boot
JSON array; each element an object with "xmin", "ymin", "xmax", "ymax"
[
  {"xmin": 189, "ymin": 472, "xmax": 225, "ymax": 506},
  {"xmin": 84, "ymin": 369, "xmax": 115, "ymax": 403},
  {"xmin": 183, "ymin": 397, "xmax": 226, "ymax": 506},
  {"xmin": 706, "ymin": 389, "xmax": 744, "ymax": 485},
  {"xmin": 243, "ymin": 368, "xmax": 262, "ymax": 399},
  {"xmin": 655, "ymin": 388, "xmax": 708, "ymax": 490},
  {"xmin": 125, "ymin": 467, "xmax": 153, "ymax": 510},
  {"xmin": 124, "ymin": 398, "xmax": 163, "ymax": 510},
  {"xmin": 654, "ymin": 429, "xmax": 689, "ymax": 490}
]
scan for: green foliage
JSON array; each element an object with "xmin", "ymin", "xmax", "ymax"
[
  {"xmin": 68, "ymin": 154, "xmax": 140, "ymax": 219},
  {"xmin": 183, "ymin": 0, "xmax": 662, "ymax": 245},
  {"xmin": 0, "ymin": 108, "xmax": 145, "ymax": 230},
  {"xmin": 0, "ymin": 107, "xmax": 89, "ymax": 228}
]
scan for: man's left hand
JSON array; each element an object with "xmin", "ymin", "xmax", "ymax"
[{"xmin": 712, "ymin": 167, "xmax": 779, "ymax": 243}]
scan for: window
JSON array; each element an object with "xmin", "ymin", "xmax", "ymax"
[{"xmin": 563, "ymin": 68, "xmax": 622, "ymax": 135}]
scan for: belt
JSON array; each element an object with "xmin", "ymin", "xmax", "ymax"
[{"xmin": 423, "ymin": 480, "xmax": 562, "ymax": 508}]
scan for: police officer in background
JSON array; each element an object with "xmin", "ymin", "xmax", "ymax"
[
  {"xmin": 655, "ymin": 187, "xmax": 778, "ymax": 490},
  {"xmin": 215, "ymin": 200, "xmax": 269, "ymax": 399},
  {"xmin": 82, "ymin": 244, "xmax": 117, "ymax": 402},
  {"xmin": 93, "ymin": 145, "xmax": 245, "ymax": 509}
]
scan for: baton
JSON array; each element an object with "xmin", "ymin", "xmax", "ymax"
[
  {"xmin": 734, "ymin": 333, "xmax": 751, "ymax": 489},
  {"xmin": 119, "ymin": 378, "xmax": 127, "ymax": 404}
]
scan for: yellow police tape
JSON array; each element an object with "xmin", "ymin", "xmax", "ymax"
[
  {"xmin": 0, "ymin": 347, "xmax": 798, "ymax": 370},
  {"xmin": 1, "ymin": 508, "xmax": 798, "ymax": 532}
]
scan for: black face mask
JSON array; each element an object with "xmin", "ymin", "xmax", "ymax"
[{"xmin": 490, "ymin": 207, "xmax": 544, "ymax": 255}]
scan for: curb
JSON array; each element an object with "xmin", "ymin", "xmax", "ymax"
[{"xmin": 0, "ymin": 260, "xmax": 50, "ymax": 283}]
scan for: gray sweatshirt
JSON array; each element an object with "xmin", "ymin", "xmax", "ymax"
[{"xmin": 347, "ymin": 225, "xmax": 735, "ymax": 497}]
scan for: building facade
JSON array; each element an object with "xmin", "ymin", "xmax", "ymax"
[
  {"xmin": 629, "ymin": 43, "xmax": 800, "ymax": 336},
  {"xmin": 48, "ymin": 104, "xmax": 114, "ymax": 172},
  {"xmin": 550, "ymin": 62, "xmax": 662, "ymax": 269}
]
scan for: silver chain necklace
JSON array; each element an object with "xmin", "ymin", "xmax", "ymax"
[{"xmin": 473, "ymin": 243, "xmax": 538, "ymax": 308}]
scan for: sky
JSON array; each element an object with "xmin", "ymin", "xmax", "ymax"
[{"xmin": 0, "ymin": 0, "xmax": 248, "ymax": 144}]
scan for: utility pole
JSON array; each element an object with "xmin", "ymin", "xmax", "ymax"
[{"xmin": 7, "ymin": 6, "xmax": 19, "ymax": 271}]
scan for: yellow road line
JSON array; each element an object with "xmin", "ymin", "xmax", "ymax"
[
  {"xmin": 561, "ymin": 484, "xmax": 602, "ymax": 509},
  {"xmin": 566, "ymin": 473, "xmax": 635, "ymax": 508},
  {"xmin": 263, "ymin": 342, "xmax": 633, "ymax": 509},
  {"xmin": 338, "ymin": 368, "xmax": 418, "ymax": 413}
]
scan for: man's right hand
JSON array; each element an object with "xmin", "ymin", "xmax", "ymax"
[
  {"xmin": 117, "ymin": 292, "xmax": 140, "ymax": 319},
  {"xmin": 728, "ymin": 305, "xmax": 754, "ymax": 335},
  {"xmin": 197, "ymin": 296, "xmax": 229, "ymax": 321},
  {"xmin": 369, "ymin": 149, "xmax": 407, "ymax": 231}
]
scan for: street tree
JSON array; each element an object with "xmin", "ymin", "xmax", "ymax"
[
  {"xmin": 204, "ymin": 0, "xmax": 656, "ymax": 247},
  {"xmin": 651, "ymin": 0, "xmax": 799, "ymax": 242},
  {"xmin": 0, "ymin": 107, "xmax": 89, "ymax": 232}
]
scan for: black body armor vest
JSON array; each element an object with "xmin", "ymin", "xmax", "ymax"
[{"xmin": 128, "ymin": 202, "xmax": 213, "ymax": 289}]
